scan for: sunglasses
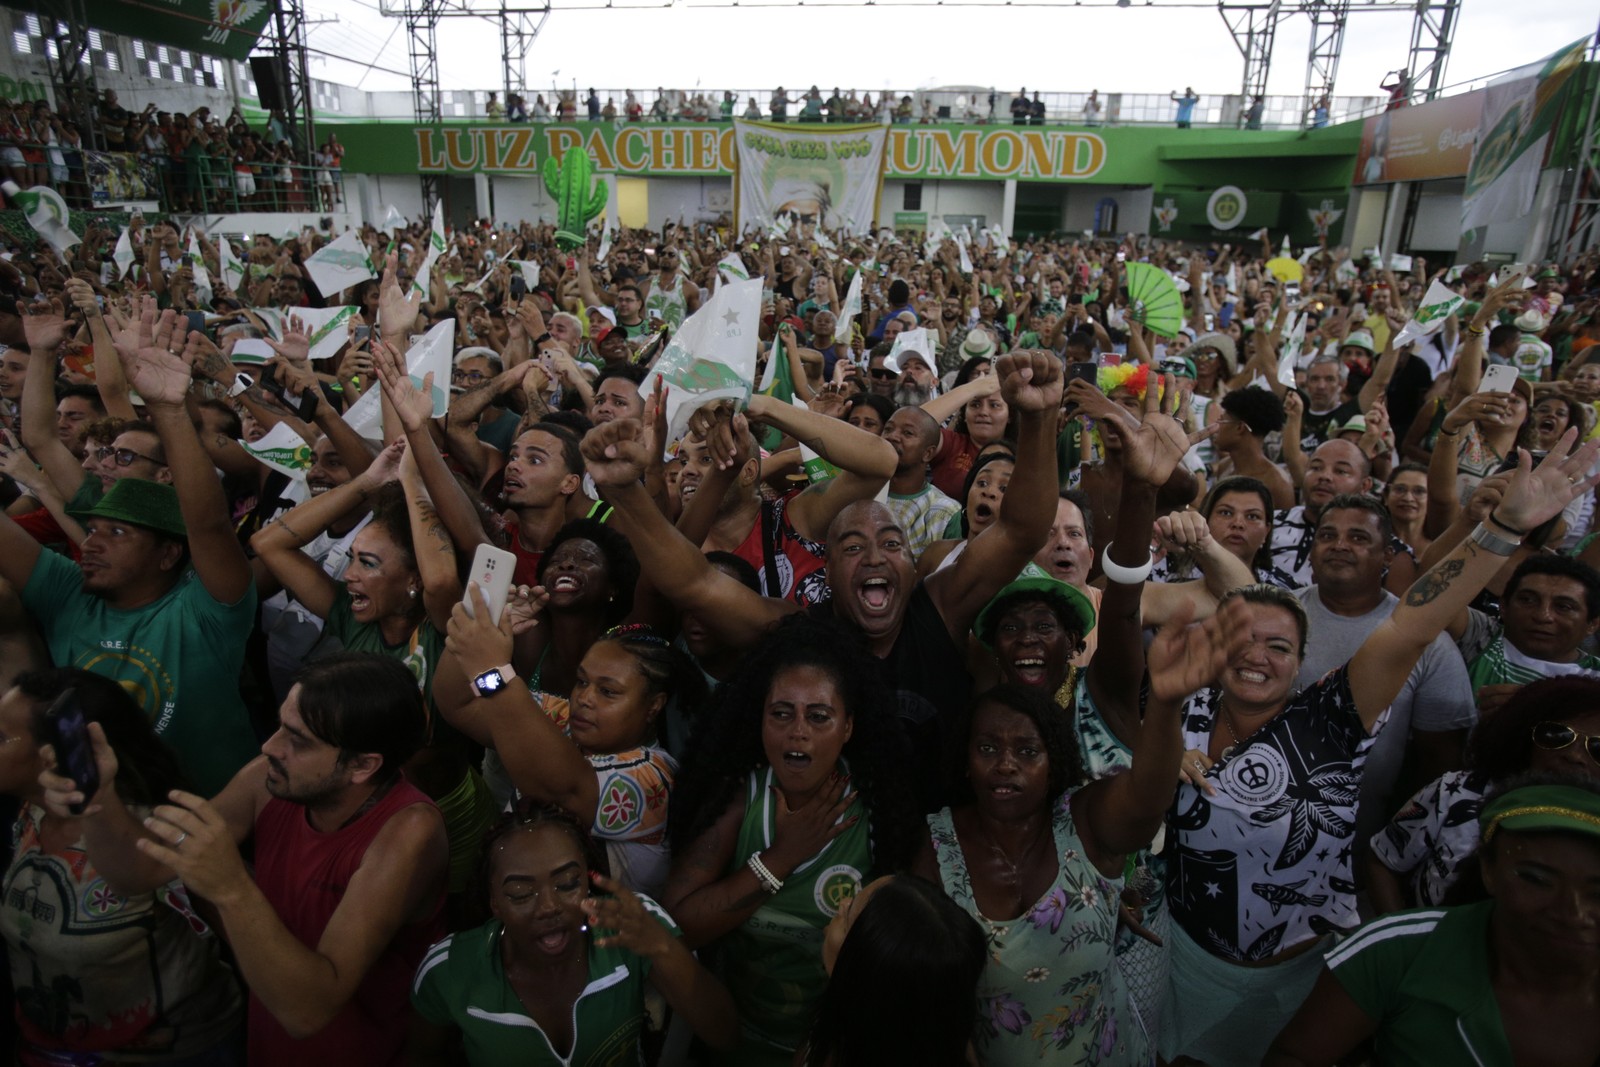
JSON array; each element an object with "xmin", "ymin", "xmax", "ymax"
[
  {"xmin": 95, "ymin": 445, "xmax": 165, "ymax": 468},
  {"xmin": 1532, "ymin": 721, "xmax": 1600, "ymax": 765},
  {"xmin": 869, "ymin": 368, "xmax": 898, "ymax": 380}
]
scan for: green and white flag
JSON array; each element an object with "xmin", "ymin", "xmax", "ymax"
[
  {"xmin": 412, "ymin": 201, "xmax": 447, "ymax": 297},
  {"xmin": 342, "ymin": 318, "xmax": 454, "ymax": 439},
  {"xmin": 1279, "ymin": 311, "xmax": 1307, "ymax": 388},
  {"xmin": 716, "ymin": 253, "xmax": 749, "ymax": 286},
  {"xmin": 240, "ymin": 421, "xmax": 314, "ymax": 480},
  {"xmin": 4, "ymin": 182, "xmax": 77, "ymax": 252},
  {"xmin": 304, "ymin": 231, "xmax": 377, "ymax": 300},
  {"xmin": 381, "ymin": 203, "xmax": 407, "ymax": 231},
  {"xmin": 1392, "ymin": 279, "xmax": 1466, "ymax": 349},
  {"xmin": 112, "ymin": 226, "xmax": 135, "ymax": 279},
  {"xmin": 513, "ymin": 260, "xmax": 541, "ymax": 292},
  {"xmin": 218, "ymin": 235, "xmax": 246, "ymax": 293},
  {"xmin": 656, "ymin": 277, "xmax": 763, "ymax": 446},
  {"xmin": 296, "ymin": 305, "xmax": 361, "ymax": 361}
]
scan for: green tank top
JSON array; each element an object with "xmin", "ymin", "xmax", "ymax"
[
  {"xmin": 645, "ymin": 275, "xmax": 688, "ymax": 329},
  {"xmin": 719, "ymin": 766, "xmax": 870, "ymax": 1058}
]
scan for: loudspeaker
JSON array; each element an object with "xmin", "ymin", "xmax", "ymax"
[{"xmin": 250, "ymin": 56, "xmax": 286, "ymax": 111}]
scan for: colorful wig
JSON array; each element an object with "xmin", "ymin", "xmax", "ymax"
[{"xmin": 1098, "ymin": 362, "xmax": 1152, "ymax": 399}]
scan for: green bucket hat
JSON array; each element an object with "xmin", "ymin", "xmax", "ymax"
[
  {"xmin": 975, "ymin": 562, "xmax": 1097, "ymax": 650},
  {"xmin": 1480, "ymin": 783, "xmax": 1600, "ymax": 845},
  {"xmin": 69, "ymin": 478, "xmax": 187, "ymax": 539}
]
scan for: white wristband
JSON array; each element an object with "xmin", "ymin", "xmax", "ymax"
[{"xmin": 1101, "ymin": 544, "xmax": 1154, "ymax": 585}]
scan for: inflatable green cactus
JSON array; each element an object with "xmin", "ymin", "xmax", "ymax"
[{"xmin": 543, "ymin": 149, "xmax": 608, "ymax": 250}]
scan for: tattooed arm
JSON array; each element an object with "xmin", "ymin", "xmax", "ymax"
[
  {"xmin": 400, "ymin": 447, "xmax": 464, "ymax": 632},
  {"xmin": 1348, "ymin": 433, "xmax": 1600, "ymax": 731},
  {"xmin": 660, "ymin": 799, "xmax": 775, "ymax": 951}
]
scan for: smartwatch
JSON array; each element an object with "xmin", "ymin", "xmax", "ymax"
[
  {"xmin": 228, "ymin": 372, "xmax": 253, "ymax": 398},
  {"xmin": 471, "ymin": 664, "xmax": 517, "ymax": 698}
]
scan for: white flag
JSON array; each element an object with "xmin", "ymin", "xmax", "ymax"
[
  {"xmin": 597, "ymin": 185, "xmax": 618, "ymax": 264},
  {"xmin": 1391, "ymin": 279, "xmax": 1466, "ymax": 349},
  {"xmin": 411, "ymin": 201, "xmax": 447, "ymax": 298},
  {"xmin": 239, "ymin": 421, "xmax": 314, "ymax": 480},
  {"xmin": 513, "ymin": 261, "xmax": 541, "ymax": 292},
  {"xmin": 835, "ymin": 269, "xmax": 863, "ymax": 350},
  {"xmin": 1250, "ymin": 227, "xmax": 1269, "ymax": 240},
  {"xmin": 186, "ymin": 230, "xmax": 212, "ymax": 307},
  {"xmin": 1388, "ymin": 252, "xmax": 1413, "ymax": 272},
  {"xmin": 294, "ymin": 305, "xmax": 360, "ymax": 361},
  {"xmin": 303, "ymin": 231, "xmax": 377, "ymax": 300},
  {"xmin": 112, "ymin": 226, "xmax": 135, "ymax": 279},
  {"xmin": 342, "ymin": 318, "xmax": 454, "ymax": 439},
  {"xmin": 888, "ymin": 327, "xmax": 932, "ymax": 371},
  {"xmin": 218, "ymin": 235, "xmax": 245, "ymax": 293},
  {"xmin": 956, "ymin": 234, "xmax": 974, "ymax": 276},
  {"xmin": 1279, "ymin": 312, "xmax": 1306, "ymax": 389},
  {"xmin": 381, "ymin": 203, "xmax": 406, "ymax": 231},
  {"xmin": 655, "ymin": 278, "xmax": 764, "ymax": 446}
]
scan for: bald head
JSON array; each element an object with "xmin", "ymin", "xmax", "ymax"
[{"xmin": 1304, "ymin": 438, "xmax": 1374, "ymax": 514}]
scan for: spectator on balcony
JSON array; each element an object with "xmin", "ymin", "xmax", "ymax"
[
  {"xmin": 1083, "ymin": 89, "xmax": 1102, "ymax": 126},
  {"xmin": 1311, "ymin": 94, "xmax": 1330, "ymax": 128},
  {"xmin": 800, "ymin": 87, "xmax": 824, "ymax": 122},
  {"xmin": 894, "ymin": 95, "xmax": 914, "ymax": 124},
  {"xmin": 1382, "ymin": 70, "xmax": 1411, "ymax": 110},
  {"xmin": 532, "ymin": 94, "xmax": 551, "ymax": 122},
  {"xmin": 720, "ymin": 90, "xmax": 735, "ymax": 121},
  {"xmin": 771, "ymin": 86, "xmax": 792, "ymax": 123},
  {"xmin": 743, "ymin": 96, "xmax": 761, "ymax": 121},
  {"xmin": 625, "ymin": 90, "xmax": 642, "ymax": 122},
  {"xmin": 649, "ymin": 92, "xmax": 669, "ymax": 122},
  {"xmin": 919, "ymin": 98, "xmax": 935, "ymax": 124},
  {"xmin": 506, "ymin": 93, "xmax": 527, "ymax": 122},
  {"xmin": 1029, "ymin": 92, "xmax": 1045, "ymax": 126},
  {"xmin": 560, "ymin": 91, "xmax": 578, "ymax": 121},
  {"xmin": 603, "ymin": 97, "xmax": 618, "ymax": 122},
  {"xmin": 1245, "ymin": 94, "xmax": 1265, "ymax": 130},
  {"xmin": 1010, "ymin": 88, "xmax": 1029, "ymax": 125},
  {"xmin": 485, "ymin": 91, "xmax": 504, "ymax": 119},
  {"xmin": 0, "ymin": 105, "xmax": 29, "ymax": 187},
  {"xmin": 1172, "ymin": 86, "xmax": 1199, "ymax": 128},
  {"xmin": 587, "ymin": 88, "xmax": 601, "ymax": 121},
  {"xmin": 94, "ymin": 90, "xmax": 130, "ymax": 152}
]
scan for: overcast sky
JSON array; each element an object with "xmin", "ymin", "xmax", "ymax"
[{"xmin": 300, "ymin": 0, "xmax": 1595, "ymax": 108}]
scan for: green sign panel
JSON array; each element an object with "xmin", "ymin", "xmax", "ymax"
[
  {"xmin": 329, "ymin": 120, "xmax": 1361, "ymax": 189},
  {"xmin": 47, "ymin": 0, "xmax": 276, "ymax": 61}
]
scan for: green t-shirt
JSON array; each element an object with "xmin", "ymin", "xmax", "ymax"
[
  {"xmin": 22, "ymin": 550, "xmax": 259, "ymax": 795},
  {"xmin": 411, "ymin": 904, "xmax": 679, "ymax": 1066},
  {"xmin": 718, "ymin": 766, "xmax": 870, "ymax": 1059},
  {"xmin": 323, "ymin": 584, "xmax": 445, "ymax": 698},
  {"xmin": 475, "ymin": 407, "xmax": 520, "ymax": 455},
  {"xmin": 66, "ymin": 471, "xmax": 104, "ymax": 513},
  {"xmin": 1327, "ymin": 902, "xmax": 1510, "ymax": 1067}
]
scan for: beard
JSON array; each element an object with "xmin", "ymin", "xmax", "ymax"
[{"xmin": 892, "ymin": 380, "xmax": 933, "ymax": 407}]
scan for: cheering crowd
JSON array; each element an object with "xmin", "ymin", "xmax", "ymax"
[{"xmin": 0, "ymin": 210, "xmax": 1598, "ymax": 1067}]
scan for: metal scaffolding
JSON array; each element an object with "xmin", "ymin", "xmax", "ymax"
[
  {"xmin": 1217, "ymin": 0, "xmax": 1461, "ymax": 127},
  {"xmin": 501, "ymin": 5, "xmax": 551, "ymax": 111},
  {"xmin": 271, "ymin": 0, "xmax": 318, "ymax": 164},
  {"xmin": 38, "ymin": 0, "xmax": 97, "ymax": 146}
]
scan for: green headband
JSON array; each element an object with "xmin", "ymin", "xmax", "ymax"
[{"xmin": 1480, "ymin": 784, "xmax": 1600, "ymax": 844}]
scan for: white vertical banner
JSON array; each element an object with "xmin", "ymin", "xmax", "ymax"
[{"xmin": 734, "ymin": 120, "xmax": 887, "ymax": 236}]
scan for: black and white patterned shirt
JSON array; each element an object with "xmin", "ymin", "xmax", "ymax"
[
  {"xmin": 1167, "ymin": 666, "xmax": 1387, "ymax": 962},
  {"xmin": 1369, "ymin": 769, "xmax": 1490, "ymax": 908}
]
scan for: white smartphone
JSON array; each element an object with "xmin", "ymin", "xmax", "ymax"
[
  {"xmin": 1478, "ymin": 364, "xmax": 1520, "ymax": 395},
  {"xmin": 462, "ymin": 544, "xmax": 517, "ymax": 625}
]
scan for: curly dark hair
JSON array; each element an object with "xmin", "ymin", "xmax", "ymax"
[
  {"xmin": 366, "ymin": 481, "xmax": 419, "ymax": 577},
  {"xmin": 1220, "ymin": 384, "xmax": 1287, "ymax": 436},
  {"xmin": 667, "ymin": 616, "xmax": 920, "ymax": 875},
  {"xmin": 955, "ymin": 448, "xmax": 1015, "ymax": 538},
  {"xmin": 946, "ymin": 684, "xmax": 1082, "ymax": 808},
  {"xmin": 538, "ymin": 518, "xmax": 639, "ymax": 625},
  {"xmin": 1466, "ymin": 676, "xmax": 1600, "ymax": 780},
  {"xmin": 472, "ymin": 799, "xmax": 609, "ymax": 909}
]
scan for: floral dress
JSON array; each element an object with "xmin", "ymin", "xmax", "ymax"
[{"xmin": 929, "ymin": 800, "xmax": 1152, "ymax": 1067}]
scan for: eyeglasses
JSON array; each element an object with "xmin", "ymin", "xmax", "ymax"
[
  {"xmin": 1532, "ymin": 721, "xmax": 1600, "ymax": 766},
  {"xmin": 452, "ymin": 369, "xmax": 488, "ymax": 385},
  {"xmin": 96, "ymin": 446, "xmax": 165, "ymax": 468}
]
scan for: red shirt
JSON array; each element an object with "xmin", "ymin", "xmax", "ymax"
[
  {"xmin": 929, "ymin": 427, "xmax": 980, "ymax": 500},
  {"xmin": 248, "ymin": 779, "xmax": 443, "ymax": 1066},
  {"xmin": 505, "ymin": 521, "xmax": 543, "ymax": 588},
  {"xmin": 730, "ymin": 491, "xmax": 830, "ymax": 607}
]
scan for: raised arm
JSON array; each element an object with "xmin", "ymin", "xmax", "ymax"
[
  {"xmin": 747, "ymin": 391, "xmax": 895, "ymax": 542},
  {"xmin": 122, "ymin": 309, "xmax": 250, "ymax": 604},
  {"xmin": 920, "ymin": 370, "xmax": 998, "ymax": 426},
  {"xmin": 1141, "ymin": 509, "xmax": 1254, "ymax": 627},
  {"xmin": 65, "ymin": 280, "xmax": 135, "ymax": 420},
  {"xmin": 443, "ymin": 584, "xmax": 597, "ymax": 822},
  {"xmin": 582, "ymin": 417, "xmax": 796, "ymax": 648},
  {"xmin": 927, "ymin": 352, "xmax": 1062, "ymax": 640},
  {"xmin": 398, "ymin": 445, "xmax": 461, "ymax": 632},
  {"xmin": 15, "ymin": 300, "xmax": 87, "ymax": 496},
  {"xmin": 1356, "ymin": 309, "xmax": 1406, "ymax": 412},
  {"xmin": 1350, "ymin": 433, "xmax": 1600, "ymax": 729}
]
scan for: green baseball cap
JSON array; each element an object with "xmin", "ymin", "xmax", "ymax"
[{"xmin": 1481, "ymin": 783, "xmax": 1600, "ymax": 844}]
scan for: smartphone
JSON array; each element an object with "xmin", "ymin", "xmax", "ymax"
[
  {"xmin": 1478, "ymin": 364, "xmax": 1520, "ymax": 395},
  {"xmin": 352, "ymin": 325, "xmax": 371, "ymax": 344},
  {"xmin": 510, "ymin": 274, "xmax": 527, "ymax": 300},
  {"xmin": 463, "ymin": 544, "xmax": 518, "ymax": 625},
  {"xmin": 184, "ymin": 310, "xmax": 206, "ymax": 335},
  {"xmin": 1062, "ymin": 360, "xmax": 1099, "ymax": 418},
  {"xmin": 648, "ymin": 307, "xmax": 663, "ymax": 323},
  {"xmin": 45, "ymin": 688, "xmax": 99, "ymax": 815}
]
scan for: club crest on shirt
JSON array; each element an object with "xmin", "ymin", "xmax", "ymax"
[
  {"xmin": 1221, "ymin": 745, "xmax": 1289, "ymax": 806},
  {"xmin": 813, "ymin": 864, "xmax": 862, "ymax": 917}
]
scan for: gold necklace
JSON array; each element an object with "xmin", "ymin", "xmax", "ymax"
[{"xmin": 1218, "ymin": 704, "xmax": 1244, "ymax": 761}]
